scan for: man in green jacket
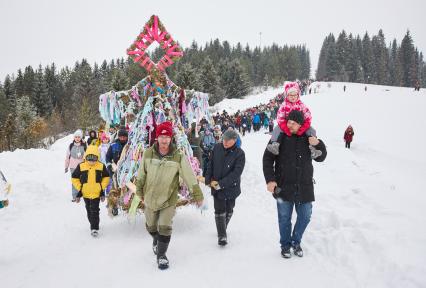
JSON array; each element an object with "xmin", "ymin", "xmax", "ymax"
[{"xmin": 136, "ymin": 121, "xmax": 204, "ymax": 270}]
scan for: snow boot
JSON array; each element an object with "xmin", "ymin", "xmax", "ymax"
[
  {"xmin": 292, "ymin": 244, "xmax": 303, "ymax": 257},
  {"xmin": 111, "ymin": 206, "xmax": 118, "ymax": 216},
  {"xmin": 91, "ymin": 230, "xmax": 99, "ymax": 238},
  {"xmin": 225, "ymin": 212, "xmax": 233, "ymax": 228},
  {"xmin": 215, "ymin": 213, "xmax": 227, "ymax": 246},
  {"xmin": 150, "ymin": 232, "xmax": 158, "ymax": 255},
  {"xmin": 266, "ymin": 142, "xmax": 280, "ymax": 155},
  {"xmin": 281, "ymin": 247, "xmax": 291, "ymax": 258},
  {"xmin": 157, "ymin": 241, "xmax": 170, "ymax": 270}
]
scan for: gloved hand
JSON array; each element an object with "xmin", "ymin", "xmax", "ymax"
[{"xmin": 65, "ymin": 168, "xmax": 69, "ymax": 173}]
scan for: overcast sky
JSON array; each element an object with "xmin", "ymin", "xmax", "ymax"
[{"xmin": 1, "ymin": 0, "xmax": 425, "ymax": 80}]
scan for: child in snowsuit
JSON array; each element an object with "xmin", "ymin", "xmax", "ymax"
[
  {"xmin": 0, "ymin": 170, "xmax": 11, "ymax": 209},
  {"xmin": 98, "ymin": 132, "xmax": 110, "ymax": 165},
  {"xmin": 72, "ymin": 145, "xmax": 110, "ymax": 237},
  {"xmin": 267, "ymin": 82, "xmax": 321, "ymax": 159}
]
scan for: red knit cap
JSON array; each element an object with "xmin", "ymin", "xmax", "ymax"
[{"xmin": 156, "ymin": 121, "xmax": 173, "ymax": 138}]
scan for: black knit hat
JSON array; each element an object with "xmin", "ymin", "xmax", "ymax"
[{"xmin": 287, "ymin": 110, "xmax": 305, "ymax": 125}]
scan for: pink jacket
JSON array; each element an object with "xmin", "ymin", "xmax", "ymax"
[
  {"xmin": 65, "ymin": 141, "xmax": 86, "ymax": 170},
  {"xmin": 277, "ymin": 97, "xmax": 312, "ymax": 136}
]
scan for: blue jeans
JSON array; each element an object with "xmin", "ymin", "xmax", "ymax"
[
  {"xmin": 70, "ymin": 168, "xmax": 78, "ymax": 199},
  {"xmin": 277, "ymin": 199, "xmax": 312, "ymax": 249}
]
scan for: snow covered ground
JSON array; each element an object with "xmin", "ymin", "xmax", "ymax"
[{"xmin": 1, "ymin": 82, "xmax": 426, "ymax": 288}]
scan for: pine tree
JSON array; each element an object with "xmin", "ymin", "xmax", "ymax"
[
  {"xmin": 176, "ymin": 63, "xmax": 200, "ymax": 90},
  {"xmin": 15, "ymin": 69, "xmax": 25, "ymax": 97},
  {"xmin": 2, "ymin": 113, "xmax": 16, "ymax": 151},
  {"xmin": 336, "ymin": 30, "xmax": 349, "ymax": 79},
  {"xmin": 224, "ymin": 60, "xmax": 251, "ymax": 98},
  {"xmin": 0, "ymin": 84, "xmax": 9, "ymax": 124},
  {"xmin": 44, "ymin": 63, "xmax": 61, "ymax": 110},
  {"xmin": 23, "ymin": 66, "xmax": 35, "ymax": 100},
  {"xmin": 362, "ymin": 32, "xmax": 374, "ymax": 83},
  {"xmin": 389, "ymin": 39, "xmax": 403, "ymax": 86},
  {"xmin": 3, "ymin": 75, "xmax": 16, "ymax": 109},
  {"xmin": 316, "ymin": 35, "xmax": 330, "ymax": 80},
  {"xmin": 15, "ymin": 96, "xmax": 39, "ymax": 148},
  {"xmin": 371, "ymin": 30, "xmax": 389, "ymax": 84},
  {"xmin": 33, "ymin": 65, "xmax": 52, "ymax": 117},
  {"xmin": 109, "ymin": 68, "xmax": 130, "ymax": 91},
  {"xmin": 198, "ymin": 57, "xmax": 224, "ymax": 105},
  {"xmin": 325, "ymin": 35, "xmax": 339, "ymax": 81},
  {"xmin": 399, "ymin": 30, "xmax": 416, "ymax": 87}
]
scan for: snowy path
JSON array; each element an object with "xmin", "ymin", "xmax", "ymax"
[{"xmin": 1, "ymin": 82, "xmax": 426, "ymax": 287}]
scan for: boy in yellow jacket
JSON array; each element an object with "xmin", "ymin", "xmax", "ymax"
[{"xmin": 72, "ymin": 145, "xmax": 110, "ymax": 237}]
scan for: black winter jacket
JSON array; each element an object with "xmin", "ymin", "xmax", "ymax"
[
  {"xmin": 205, "ymin": 143, "xmax": 245, "ymax": 200},
  {"xmin": 262, "ymin": 133, "xmax": 327, "ymax": 203}
]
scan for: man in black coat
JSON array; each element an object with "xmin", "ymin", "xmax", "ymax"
[
  {"xmin": 262, "ymin": 110, "xmax": 327, "ymax": 258},
  {"xmin": 205, "ymin": 129, "xmax": 245, "ymax": 246}
]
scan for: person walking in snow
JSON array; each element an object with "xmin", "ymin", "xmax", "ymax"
[
  {"xmin": 105, "ymin": 128, "xmax": 128, "ymax": 215},
  {"xmin": 200, "ymin": 127, "xmax": 216, "ymax": 177},
  {"xmin": 262, "ymin": 110, "xmax": 327, "ymax": 258},
  {"xmin": 135, "ymin": 121, "xmax": 204, "ymax": 270},
  {"xmin": 344, "ymin": 125, "xmax": 354, "ymax": 149},
  {"xmin": 72, "ymin": 145, "xmax": 110, "ymax": 237},
  {"xmin": 0, "ymin": 169, "xmax": 11, "ymax": 209},
  {"xmin": 98, "ymin": 133, "xmax": 110, "ymax": 165},
  {"xmin": 267, "ymin": 82, "xmax": 321, "ymax": 159},
  {"xmin": 205, "ymin": 129, "xmax": 246, "ymax": 247},
  {"xmin": 65, "ymin": 130, "xmax": 87, "ymax": 201},
  {"xmin": 86, "ymin": 130, "xmax": 98, "ymax": 146}
]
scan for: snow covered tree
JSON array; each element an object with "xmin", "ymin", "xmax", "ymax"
[{"xmin": 16, "ymin": 96, "xmax": 39, "ymax": 148}]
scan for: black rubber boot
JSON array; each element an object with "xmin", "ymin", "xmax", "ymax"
[
  {"xmin": 149, "ymin": 232, "xmax": 158, "ymax": 255},
  {"xmin": 215, "ymin": 213, "xmax": 227, "ymax": 246},
  {"xmin": 157, "ymin": 235, "xmax": 170, "ymax": 270},
  {"xmin": 225, "ymin": 212, "xmax": 233, "ymax": 228}
]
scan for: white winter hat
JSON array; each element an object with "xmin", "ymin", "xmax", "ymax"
[{"xmin": 74, "ymin": 129, "xmax": 83, "ymax": 138}]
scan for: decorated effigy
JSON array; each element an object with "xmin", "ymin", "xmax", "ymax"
[{"xmin": 98, "ymin": 15, "xmax": 210, "ymax": 216}]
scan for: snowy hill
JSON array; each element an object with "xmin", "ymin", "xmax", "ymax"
[{"xmin": 1, "ymin": 82, "xmax": 425, "ymax": 288}]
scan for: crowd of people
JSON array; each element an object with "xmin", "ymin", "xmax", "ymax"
[{"xmin": 57, "ymin": 81, "xmax": 363, "ymax": 270}]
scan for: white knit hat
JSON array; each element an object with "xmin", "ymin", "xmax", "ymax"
[{"xmin": 74, "ymin": 129, "xmax": 83, "ymax": 138}]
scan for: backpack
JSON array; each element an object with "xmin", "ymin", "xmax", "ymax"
[{"xmin": 69, "ymin": 141, "xmax": 87, "ymax": 159}]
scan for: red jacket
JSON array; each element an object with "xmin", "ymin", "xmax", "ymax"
[{"xmin": 344, "ymin": 128, "xmax": 354, "ymax": 142}]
